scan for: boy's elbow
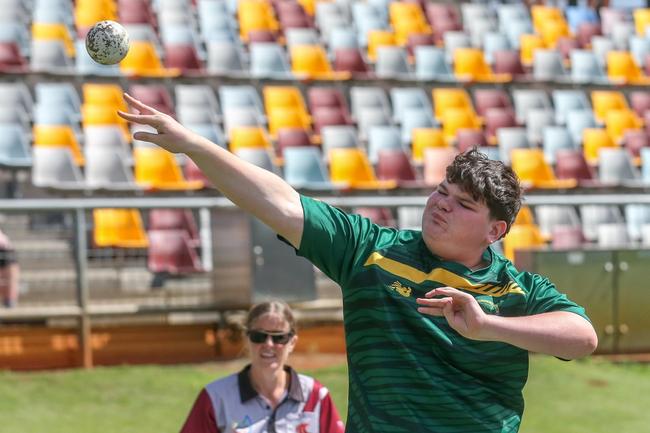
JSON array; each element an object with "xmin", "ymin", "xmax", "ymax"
[
  {"xmin": 584, "ymin": 327, "xmax": 599, "ymax": 356},
  {"xmin": 567, "ymin": 324, "xmax": 599, "ymax": 360}
]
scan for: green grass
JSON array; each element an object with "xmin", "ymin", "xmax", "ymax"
[{"xmin": 0, "ymin": 356, "xmax": 649, "ymax": 433}]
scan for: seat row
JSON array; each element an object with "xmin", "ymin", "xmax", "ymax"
[
  {"xmin": 6, "ymin": 1, "xmax": 650, "ymax": 84},
  {"xmin": 93, "ymin": 208, "xmax": 204, "ymax": 277},
  {"xmin": 3, "ymin": 80, "xmax": 650, "ymax": 192}
]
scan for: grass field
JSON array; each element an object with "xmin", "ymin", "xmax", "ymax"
[{"xmin": 1, "ymin": 355, "xmax": 649, "ymax": 433}]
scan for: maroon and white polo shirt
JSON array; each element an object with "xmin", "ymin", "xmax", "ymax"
[{"xmin": 180, "ymin": 365, "xmax": 345, "ymax": 433}]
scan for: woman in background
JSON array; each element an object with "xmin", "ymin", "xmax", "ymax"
[{"xmin": 180, "ymin": 300, "xmax": 345, "ymax": 433}]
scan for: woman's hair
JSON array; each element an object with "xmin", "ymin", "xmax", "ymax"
[{"xmin": 245, "ymin": 300, "xmax": 296, "ymax": 333}]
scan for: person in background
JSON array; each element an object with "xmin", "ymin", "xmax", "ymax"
[
  {"xmin": 180, "ymin": 300, "xmax": 345, "ymax": 433},
  {"xmin": 0, "ymin": 229, "xmax": 19, "ymax": 308}
]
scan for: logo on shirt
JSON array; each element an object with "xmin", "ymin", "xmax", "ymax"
[
  {"xmin": 476, "ymin": 297, "xmax": 500, "ymax": 315},
  {"xmin": 296, "ymin": 423, "xmax": 310, "ymax": 433},
  {"xmin": 234, "ymin": 415, "xmax": 253, "ymax": 429},
  {"xmin": 388, "ymin": 281, "xmax": 412, "ymax": 297}
]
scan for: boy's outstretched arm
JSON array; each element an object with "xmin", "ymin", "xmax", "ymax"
[{"xmin": 118, "ymin": 93, "xmax": 304, "ymax": 248}]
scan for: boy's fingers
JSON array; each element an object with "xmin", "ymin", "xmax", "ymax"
[
  {"xmin": 123, "ymin": 93, "xmax": 157, "ymax": 115},
  {"xmin": 133, "ymin": 131, "xmax": 158, "ymax": 142},
  {"xmin": 117, "ymin": 110, "xmax": 158, "ymax": 125},
  {"xmin": 417, "ymin": 307, "xmax": 444, "ymax": 316}
]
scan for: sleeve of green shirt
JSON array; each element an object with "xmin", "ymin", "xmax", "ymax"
[
  {"xmin": 296, "ymin": 195, "xmax": 382, "ymax": 287},
  {"xmin": 523, "ymin": 272, "xmax": 590, "ymax": 321}
]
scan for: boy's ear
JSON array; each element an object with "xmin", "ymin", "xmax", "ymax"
[{"xmin": 489, "ymin": 220, "xmax": 508, "ymax": 243}]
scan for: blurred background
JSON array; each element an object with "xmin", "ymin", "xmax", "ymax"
[{"xmin": 1, "ymin": 0, "xmax": 650, "ymax": 430}]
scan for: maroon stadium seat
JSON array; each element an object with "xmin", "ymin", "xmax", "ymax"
[
  {"xmin": 277, "ymin": 128, "xmax": 313, "ymax": 158},
  {"xmin": 456, "ymin": 129, "xmax": 488, "ymax": 153},
  {"xmin": 0, "ymin": 42, "xmax": 27, "ymax": 72},
  {"xmin": 308, "ymin": 87, "xmax": 352, "ymax": 123},
  {"xmin": 629, "ymin": 91, "xmax": 650, "ymax": 117},
  {"xmin": 473, "ymin": 89, "xmax": 512, "ymax": 117},
  {"xmin": 248, "ymin": 30, "xmax": 277, "ymax": 43},
  {"xmin": 148, "ymin": 209, "xmax": 200, "ymax": 246},
  {"xmin": 555, "ymin": 149, "xmax": 598, "ymax": 185},
  {"xmin": 493, "ymin": 50, "xmax": 527, "ymax": 77},
  {"xmin": 128, "ymin": 84, "xmax": 175, "ymax": 116},
  {"xmin": 376, "ymin": 149, "xmax": 424, "ymax": 188},
  {"xmin": 118, "ymin": 0, "xmax": 158, "ymax": 28},
  {"xmin": 333, "ymin": 48, "xmax": 371, "ymax": 77},
  {"xmin": 623, "ymin": 130, "xmax": 649, "ymax": 158},
  {"xmin": 484, "ymin": 108, "xmax": 517, "ymax": 144},
  {"xmin": 312, "ymin": 107, "xmax": 350, "ymax": 135},
  {"xmin": 164, "ymin": 44, "xmax": 204, "ymax": 75},
  {"xmin": 147, "ymin": 229, "xmax": 203, "ymax": 274}
]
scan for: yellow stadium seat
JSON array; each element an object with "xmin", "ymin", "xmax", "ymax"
[
  {"xmin": 591, "ymin": 91, "xmax": 629, "ymax": 124},
  {"xmin": 238, "ymin": 0, "xmax": 279, "ymax": 41},
  {"xmin": 531, "ymin": 5, "xmax": 563, "ymax": 33},
  {"xmin": 510, "ymin": 148, "xmax": 577, "ymax": 189},
  {"xmin": 120, "ymin": 41, "xmax": 181, "ymax": 77},
  {"xmin": 453, "ymin": 48, "xmax": 510, "ymax": 82},
  {"xmin": 267, "ymin": 107, "xmax": 310, "ymax": 138},
  {"xmin": 389, "ymin": 2, "xmax": 431, "ymax": 45},
  {"xmin": 582, "ymin": 128, "xmax": 617, "ymax": 165},
  {"xmin": 297, "ymin": 0, "xmax": 315, "ymax": 16},
  {"xmin": 263, "ymin": 86, "xmax": 309, "ymax": 113},
  {"xmin": 75, "ymin": 4, "xmax": 117, "ymax": 28},
  {"xmin": 77, "ymin": 0, "xmax": 117, "ymax": 14},
  {"xmin": 514, "ymin": 206, "xmax": 535, "ymax": 225},
  {"xmin": 33, "ymin": 125, "xmax": 84, "ymax": 166},
  {"xmin": 328, "ymin": 148, "xmax": 396, "ymax": 189},
  {"xmin": 634, "ymin": 9, "xmax": 650, "ymax": 36},
  {"xmin": 606, "ymin": 51, "xmax": 650, "ymax": 84},
  {"xmin": 263, "ymin": 86, "xmax": 310, "ymax": 134},
  {"xmin": 503, "ymin": 223, "xmax": 545, "ymax": 262},
  {"xmin": 31, "ymin": 23, "xmax": 76, "ymax": 57},
  {"xmin": 367, "ymin": 30, "xmax": 396, "ymax": 62},
  {"xmin": 605, "ymin": 109, "xmax": 643, "ymax": 144},
  {"xmin": 520, "ymin": 34, "xmax": 545, "ymax": 67},
  {"xmin": 412, "ymin": 128, "xmax": 446, "ymax": 164},
  {"xmin": 539, "ymin": 19, "xmax": 570, "ymax": 48},
  {"xmin": 134, "ymin": 147, "xmax": 204, "ymax": 190},
  {"xmin": 290, "ymin": 45, "xmax": 350, "ymax": 80},
  {"xmin": 82, "ymin": 104, "xmax": 130, "ymax": 142},
  {"xmin": 93, "ymin": 208, "xmax": 149, "ymax": 249},
  {"xmin": 432, "ymin": 88, "xmax": 477, "ymax": 122},
  {"xmin": 442, "ymin": 107, "xmax": 482, "ymax": 145},
  {"xmin": 229, "ymin": 127, "xmax": 272, "ymax": 152},
  {"xmin": 82, "ymin": 83, "xmax": 126, "ymax": 111}
]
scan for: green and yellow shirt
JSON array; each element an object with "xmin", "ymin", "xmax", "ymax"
[{"xmin": 295, "ymin": 196, "xmax": 589, "ymax": 433}]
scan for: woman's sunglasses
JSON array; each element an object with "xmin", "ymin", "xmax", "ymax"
[{"xmin": 247, "ymin": 330, "xmax": 294, "ymax": 345}]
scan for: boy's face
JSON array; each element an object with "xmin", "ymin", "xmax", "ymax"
[{"xmin": 421, "ymin": 181, "xmax": 505, "ymax": 263}]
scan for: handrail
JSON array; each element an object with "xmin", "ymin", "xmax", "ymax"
[{"xmin": 2, "ymin": 189, "xmax": 650, "ymax": 211}]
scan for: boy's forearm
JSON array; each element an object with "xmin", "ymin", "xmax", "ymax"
[
  {"xmin": 187, "ymin": 135, "xmax": 304, "ymax": 248},
  {"xmin": 480, "ymin": 311, "xmax": 598, "ymax": 359}
]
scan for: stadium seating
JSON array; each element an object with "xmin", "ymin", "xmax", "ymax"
[{"xmin": 1, "ymin": 0, "xmax": 649, "ymax": 269}]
